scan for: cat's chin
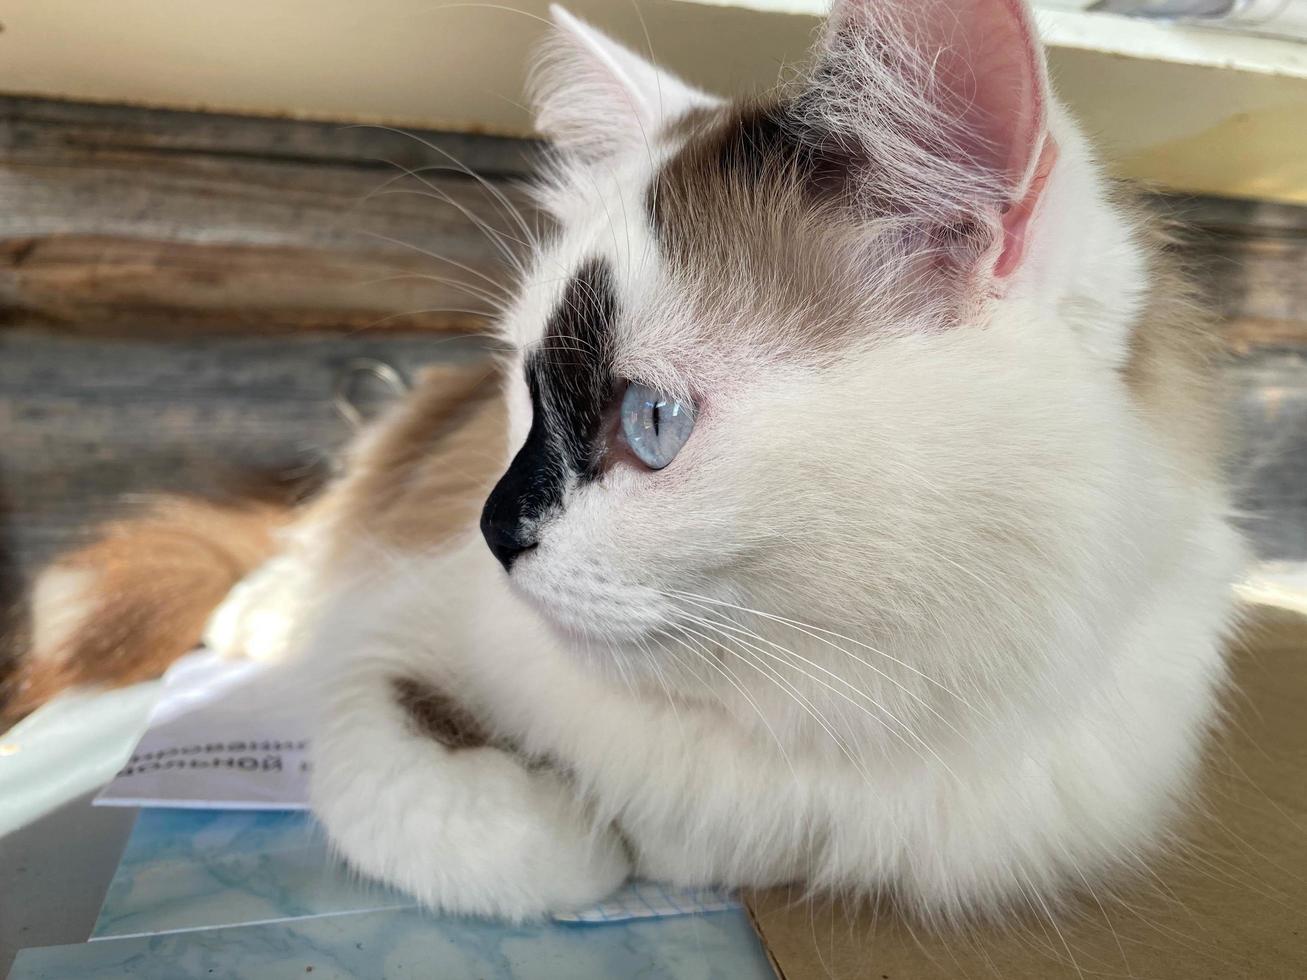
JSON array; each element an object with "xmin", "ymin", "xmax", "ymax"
[
  {"xmin": 538, "ymin": 604, "xmax": 661, "ymax": 650},
  {"xmin": 505, "ymin": 577, "xmax": 667, "ymax": 650}
]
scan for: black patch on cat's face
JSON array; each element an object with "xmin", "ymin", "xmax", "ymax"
[
  {"xmin": 530, "ymin": 260, "xmax": 619, "ymax": 477},
  {"xmin": 480, "ymin": 259, "xmax": 617, "ymax": 571}
]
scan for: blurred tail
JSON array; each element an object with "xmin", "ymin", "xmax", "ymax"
[{"xmin": 0, "ymin": 491, "xmax": 295, "ymax": 727}]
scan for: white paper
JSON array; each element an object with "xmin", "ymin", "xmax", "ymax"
[
  {"xmin": 95, "ymin": 650, "xmax": 313, "ymax": 810},
  {"xmin": 89, "ymin": 650, "xmax": 743, "ymax": 923}
]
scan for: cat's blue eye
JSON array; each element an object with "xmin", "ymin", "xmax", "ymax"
[{"xmin": 620, "ymin": 382, "xmax": 695, "ymax": 470}]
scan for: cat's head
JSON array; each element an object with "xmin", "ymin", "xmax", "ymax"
[{"xmin": 482, "ymin": 1, "xmax": 1150, "ymax": 702}]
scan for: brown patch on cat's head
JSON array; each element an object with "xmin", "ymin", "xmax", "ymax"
[
  {"xmin": 646, "ymin": 100, "xmax": 880, "ymax": 352},
  {"xmin": 645, "ymin": 99, "xmax": 966, "ymax": 355}
]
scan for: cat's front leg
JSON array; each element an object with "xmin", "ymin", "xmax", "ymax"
[
  {"xmin": 306, "ymin": 580, "xmax": 630, "ymax": 921},
  {"xmin": 203, "ymin": 548, "xmax": 313, "ymax": 663}
]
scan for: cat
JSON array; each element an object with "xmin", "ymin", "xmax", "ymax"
[{"xmin": 10, "ymin": 0, "xmax": 1244, "ymax": 925}]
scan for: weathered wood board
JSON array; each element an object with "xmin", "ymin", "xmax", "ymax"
[{"xmin": 0, "ymin": 97, "xmax": 541, "ymax": 334}]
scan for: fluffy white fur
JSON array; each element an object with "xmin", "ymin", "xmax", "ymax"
[{"xmin": 256, "ymin": 0, "xmax": 1245, "ymax": 922}]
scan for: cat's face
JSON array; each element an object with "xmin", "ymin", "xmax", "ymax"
[{"xmin": 481, "ymin": 2, "xmax": 1146, "ymax": 690}]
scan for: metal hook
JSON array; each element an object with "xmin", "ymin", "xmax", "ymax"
[{"xmin": 333, "ymin": 358, "xmax": 410, "ymax": 429}]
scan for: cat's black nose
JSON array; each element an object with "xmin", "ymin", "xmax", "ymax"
[
  {"xmin": 480, "ymin": 452, "xmax": 547, "ymax": 572},
  {"xmin": 479, "ymin": 509, "xmax": 537, "ymax": 571},
  {"xmin": 481, "ymin": 402, "xmax": 560, "ymax": 572}
]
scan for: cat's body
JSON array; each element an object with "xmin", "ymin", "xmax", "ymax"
[
  {"xmin": 269, "ymin": 0, "xmax": 1245, "ymax": 920},
  {"xmin": 10, "ymin": 0, "xmax": 1243, "ymax": 925},
  {"xmin": 301, "ymin": 514, "xmax": 1239, "ymax": 921}
]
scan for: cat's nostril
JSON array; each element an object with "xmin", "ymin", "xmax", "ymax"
[{"xmin": 479, "ymin": 513, "xmax": 537, "ymax": 572}]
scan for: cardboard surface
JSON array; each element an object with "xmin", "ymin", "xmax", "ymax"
[{"xmin": 747, "ymin": 607, "xmax": 1307, "ymax": 979}]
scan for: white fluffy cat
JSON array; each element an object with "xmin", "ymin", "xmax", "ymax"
[
  {"xmin": 19, "ymin": 0, "xmax": 1243, "ymax": 925},
  {"xmin": 293, "ymin": 0, "xmax": 1244, "ymax": 921}
]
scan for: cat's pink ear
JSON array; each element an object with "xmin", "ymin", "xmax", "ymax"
[
  {"xmin": 532, "ymin": 6, "xmax": 719, "ymax": 162},
  {"xmin": 820, "ymin": 0, "xmax": 1057, "ymax": 278}
]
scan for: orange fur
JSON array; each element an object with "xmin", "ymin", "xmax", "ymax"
[
  {"xmin": 1, "ymin": 495, "xmax": 289, "ymax": 725},
  {"xmin": 324, "ymin": 361, "xmax": 507, "ymax": 570}
]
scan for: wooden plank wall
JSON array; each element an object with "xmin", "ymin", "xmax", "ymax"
[
  {"xmin": 0, "ymin": 97, "xmax": 540, "ymax": 335},
  {"xmin": 1, "ymin": 96, "xmax": 1305, "ymax": 584}
]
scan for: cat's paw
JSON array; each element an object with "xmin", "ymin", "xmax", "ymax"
[
  {"xmin": 313, "ymin": 739, "xmax": 631, "ymax": 920},
  {"xmin": 203, "ymin": 552, "xmax": 310, "ymax": 663}
]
